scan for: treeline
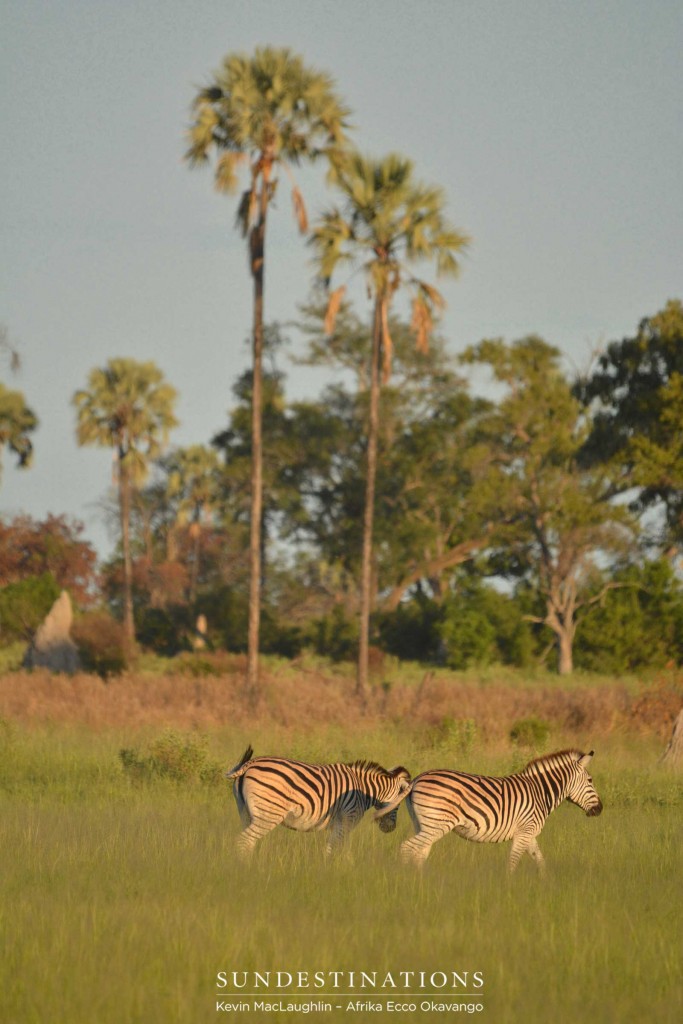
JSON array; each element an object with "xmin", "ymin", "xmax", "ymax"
[
  {"xmin": 1, "ymin": 47, "xmax": 682, "ymax": 679},
  {"xmin": 1, "ymin": 300, "xmax": 682, "ymax": 676}
]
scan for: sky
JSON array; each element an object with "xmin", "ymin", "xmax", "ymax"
[{"xmin": 1, "ymin": 0, "xmax": 682, "ymax": 558}]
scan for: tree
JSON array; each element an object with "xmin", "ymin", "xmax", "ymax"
[
  {"xmin": 574, "ymin": 558, "xmax": 683, "ymax": 673},
  {"xmin": 577, "ymin": 300, "xmax": 683, "ymax": 548},
  {"xmin": 0, "ymin": 513, "xmax": 98, "ymax": 605},
  {"xmin": 464, "ymin": 336, "xmax": 634, "ymax": 674},
  {"xmin": 72, "ymin": 358, "xmax": 178, "ymax": 654},
  {"xmin": 0, "ymin": 382, "xmax": 37, "ymax": 481},
  {"xmin": 311, "ymin": 151, "xmax": 469, "ymax": 694},
  {"xmin": 186, "ymin": 46, "xmax": 349, "ymax": 695},
  {"xmin": 294, "ymin": 303, "xmax": 499, "ymax": 613},
  {"xmin": 163, "ymin": 445, "xmax": 222, "ymax": 603}
]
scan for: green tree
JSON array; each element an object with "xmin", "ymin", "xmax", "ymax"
[
  {"xmin": 295, "ymin": 303, "xmax": 500, "ymax": 613},
  {"xmin": 311, "ymin": 151, "xmax": 469, "ymax": 694},
  {"xmin": 464, "ymin": 336, "xmax": 634, "ymax": 674},
  {"xmin": 163, "ymin": 445, "xmax": 222, "ymax": 603},
  {"xmin": 577, "ymin": 300, "xmax": 683, "ymax": 547},
  {"xmin": 0, "ymin": 382, "xmax": 37, "ymax": 481},
  {"xmin": 186, "ymin": 46, "xmax": 349, "ymax": 695},
  {"xmin": 0, "ymin": 572, "xmax": 60, "ymax": 645},
  {"xmin": 0, "ymin": 513, "xmax": 98, "ymax": 605},
  {"xmin": 72, "ymin": 358, "xmax": 178, "ymax": 654},
  {"xmin": 575, "ymin": 558, "xmax": 683, "ymax": 673}
]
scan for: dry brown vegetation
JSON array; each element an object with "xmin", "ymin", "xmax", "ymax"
[{"xmin": 1, "ymin": 658, "xmax": 680, "ymax": 743}]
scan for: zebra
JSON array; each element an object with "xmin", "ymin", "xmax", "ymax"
[
  {"xmin": 226, "ymin": 745, "xmax": 411, "ymax": 857},
  {"xmin": 374, "ymin": 749, "xmax": 602, "ymax": 872}
]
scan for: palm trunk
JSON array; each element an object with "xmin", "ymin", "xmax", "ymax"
[
  {"xmin": 119, "ymin": 455, "xmax": 135, "ymax": 658},
  {"xmin": 357, "ymin": 296, "xmax": 383, "ymax": 697},
  {"xmin": 246, "ymin": 176, "xmax": 268, "ymax": 697},
  {"xmin": 189, "ymin": 523, "xmax": 201, "ymax": 605}
]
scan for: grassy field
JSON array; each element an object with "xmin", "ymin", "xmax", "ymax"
[{"xmin": 0, "ymin": 666, "xmax": 681, "ymax": 1023}]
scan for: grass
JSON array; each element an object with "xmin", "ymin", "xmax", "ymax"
[{"xmin": 0, "ymin": 719, "xmax": 681, "ymax": 1024}]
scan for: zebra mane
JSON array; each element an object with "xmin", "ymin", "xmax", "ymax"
[
  {"xmin": 519, "ymin": 749, "xmax": 585, "ymax": 775},
  {"xmin": 345, "ymin": 759, "xmax": 390, "ymax": 775}
]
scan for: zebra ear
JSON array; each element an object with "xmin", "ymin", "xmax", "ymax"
[{"xmin": 579, "ymin": 751, "xmax": 594, "ymax": 769}]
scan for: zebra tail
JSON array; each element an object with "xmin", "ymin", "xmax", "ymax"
[
  {"xmin": 373, "ymin": 783, "xmax": 413, "ymax": 822},
  {"xmin": 225, "ymin": 744, "xmax": 254, "ymax": 779}
]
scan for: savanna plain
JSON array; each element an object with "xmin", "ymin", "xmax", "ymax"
[{"xmin": 1, "ymin": 658, "xmax": 681, "ymax": 1024}]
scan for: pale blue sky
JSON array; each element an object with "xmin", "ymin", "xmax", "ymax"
[{"xmin": 2, "ymin": 0, "xmax": 681, "ymax": 557}]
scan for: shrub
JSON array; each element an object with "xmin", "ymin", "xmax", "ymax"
[
  {"xmin": 307, "ymin": 604, "xmax": 359, "ymax": 662},
  {"xmin": 575, "ymin": 559, "xmax": 683, "ymax": 673},
  {"xmin": 429, "ymin": 716, "xmax": 478, "ymax": 756},
  {"xmin": 119, "ymin": 730, "xmax": 223, "ymax": 785},
  {"xmin": 136, "ymin": 605, "xmax": 193, "ymax": 657},
  {"xmin": 195, "ymin": 586, "xmax": 249, "ymax": 652},
  {"xmin": 438, "ymin": 579, "xmax": 535, "ymax": 670},
  {"xmin": 72, "ymin": 611, "xmax": 127, "ymax": 676},
  {"xmin": 510, "ymin": 717, "xmax": 550, "ymax": 749},
  {"xmin": 0, "ymin": 573, "xmax": 61, "ymax": 644},
  {"xmin": 376, "ymin": 596, "xmax": 442, "ymax": 663}
]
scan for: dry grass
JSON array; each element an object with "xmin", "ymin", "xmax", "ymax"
[{"xmin": 1, "ymin": 659, "xmax": 680, "ymax": 744}]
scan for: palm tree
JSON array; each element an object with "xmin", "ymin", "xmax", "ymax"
[
  {"xmin": 0, "ymin": 382, "xmax": 38, "ymax": 482},
  {"xmin": 185, "ymin": 46, "xmax": 349, "ymax": 696},
  {"xmin": 311, "ymin": 152, "xmax": 469, "ymax": 695},
  {"xmin": 73, "ymin": 358, "xmax": 178, "ymax": 655}
]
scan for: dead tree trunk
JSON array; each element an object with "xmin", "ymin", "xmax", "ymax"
[{"xmin": 661, "ymin": 709, "xmax": 683, "ymax": 768}]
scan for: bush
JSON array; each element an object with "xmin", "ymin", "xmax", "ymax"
[
  {"xmin": 510, "ymin": 717, "xmax": 550, "ymax": 749},
  {"xmin": 429, "ymin": 716, "xmax": 478, "ymax": 756},
  {"xmin": 195, "ymin": 586, "xmax": 249, "ymax": 652},
  {"xmin": 438, "ymin": 580, "xmax": 534, "ymax": 670},
  {"xmin": 376, "ymin": 596, "xmax": 442, "ymax": 663},
  {"xmin": 0, "ymin": 573, "xmax": 61, "ymax": 644},
  {"xmin": 306, "ymin": 604, "xmax": 359, "ymax": 662},
  {"xmin": 575, "ymin": 559, "xmax": 683, "ymax": 673},
  {"xmin": 136, "ymin": 605, "xmax": 193, "ymax": 657},
  {"xmin": 72, "ymin": 611, "xmax": 127, "ymax": 676},
  {"xmin": 119, "ymin": 730, "xmax": 223, "ymax": 785}
]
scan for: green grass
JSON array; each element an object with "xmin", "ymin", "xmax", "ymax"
[{"xmin": 0, "ymin": 728, "xmax": 681, "ymax": 1023}]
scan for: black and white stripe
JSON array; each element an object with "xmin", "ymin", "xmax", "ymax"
[
  {"xmin": 226, "ymin": 746, "xmax": 411, "ymax": 856},
  {"xmin": 376, "ymin": 749, "xmax": 602, "ymax": 871}
]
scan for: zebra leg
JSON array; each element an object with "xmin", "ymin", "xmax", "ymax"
[
  {"xmin": 509, "ymin": 834, "xmax": 544, "ymax": 873},
  {"xmin": 399, "ymin": 796, "xmax": 452, "ymax": 867},
  {"xmin": 526, "ymin": 838, "xmax": 546, "ymax": 874},
  {"xmin": 400, "ymin": 822, "xmax": 453, "ymax": 866},
  {"xmin": 235, "ymin": 816, "xmax": 284, "ymax": 859},
  {"xmin": 400, "ymin": 833, "xmax": 434, "ymax": 866},
  {"xmin": 325, "ymin": 810, "xmax": 361, "ymax": 856}
]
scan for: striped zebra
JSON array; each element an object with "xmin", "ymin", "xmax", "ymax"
[
  {"xmin": 375, "ymin": 749, "xmax": 602, "ymax": 871},
  {"xmin": 226, "ymin": 746, "xmax": 411, "ymax": 857}
]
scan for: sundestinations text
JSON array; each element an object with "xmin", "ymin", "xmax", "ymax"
[{"xmin": 216, "ymin": 971, "xmax": 484, "ymax": 990}]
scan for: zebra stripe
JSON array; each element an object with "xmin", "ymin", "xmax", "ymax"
[
  {"xmin": 377, "ymin": 749, "xmax": 602, "ymax": 871},
  {"xmin": 226, "ymin": 745, "xmax": 411, "ymax": 856}
]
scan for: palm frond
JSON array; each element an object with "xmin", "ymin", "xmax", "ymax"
[
  {"xmin": 291, "ymin": 185, "xmax": 308, "ymax": 234},
  {"xmin": 214, "ymin": 152, "xmax": 246, "ymax": 194},
  {"xmin": 411, "ymin": 295, "xmax": 434, "ymax": 355},
  {"xmin": 323, "ymin": 286, "xmax": 346, "ymax": 335}
]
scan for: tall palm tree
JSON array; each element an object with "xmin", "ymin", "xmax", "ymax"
[
  {"xmin": 185, "ymin": 46, "xmax": 349, "ymax": 695},
  {"xmin": 311, "ymin": 152, "xmax": 469, "ymax": 695},
  {"xmin": 73, "ymin": 358, "xmax": 178, "ymax": 655}
]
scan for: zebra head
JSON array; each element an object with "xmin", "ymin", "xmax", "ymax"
[
  {"xmin": 566, "ymin": 750, "xmax": 603, "ymax": 817},
  {"xmin": 373, "ymin": 766, "xmax": 411, "ymax": 832}
]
